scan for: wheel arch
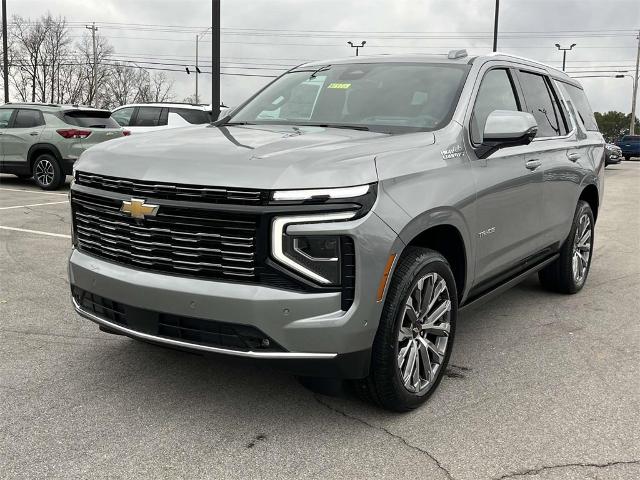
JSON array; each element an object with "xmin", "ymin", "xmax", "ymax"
[
  {"xmin": 579, "ymin": 183, "xmax": 599, "ymax": 221},
  {"xmin": 28, "ymin": 143, "xmax": 63, "ymax": 170},
  {"xmin": 396, "ymin": 214, "xmax": 472, "ymax": 304}
]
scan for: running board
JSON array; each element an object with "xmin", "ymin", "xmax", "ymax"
[{"xmin": 460, "ymin": 253, "xmax": 559, "ymax": 313}]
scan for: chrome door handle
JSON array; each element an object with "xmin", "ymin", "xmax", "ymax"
[
  {"xmin": 525, "ymin": 159, "xmax": 542, "ymax": 170},
  {"xmin": 567, "ymin": 152, "xmax": 581, "ymax": 162}
]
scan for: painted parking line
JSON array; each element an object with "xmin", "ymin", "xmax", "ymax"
[
  {"xmin": 0, "ymin": 187, "xmax": 69, "ymax": 196},
  {"xmin": 0, "ymin": 201, "xmax": 69, "ymax": 210},
  {"xmin": 0, "ymin": 225, "xmax": 71, "ymax": 239}
]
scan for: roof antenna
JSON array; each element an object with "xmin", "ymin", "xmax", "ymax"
[{"xmin": 448, "ymin": 49, "xmax": 468, "ymax": 60}]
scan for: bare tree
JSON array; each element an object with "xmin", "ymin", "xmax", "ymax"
[
  {"xmin": 104, "ymin": 62, "xmax": 147, "ymax": 108},
  {"xmin": 77, "ymin": 33, "xmax": 113, "ymax": 106},
  {"xmin": 11, "ymin": 15, "xmax": 47, "ymax": 102},
  {"xmin": 137, "ymin": 71, "xmax": 175, "ymax": 103},
  {"xmin": 41, "ymin": 14, "xmax": 70, "ymax": 103}
]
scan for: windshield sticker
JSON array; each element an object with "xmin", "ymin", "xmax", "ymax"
[{"xmin": 327, "ymin": 83, "xmax": 351, "ymax": 89}]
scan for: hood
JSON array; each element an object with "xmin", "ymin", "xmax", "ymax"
[{"xmin": 75, "ymin": 124, "xmax": 433, "ymax": 190}]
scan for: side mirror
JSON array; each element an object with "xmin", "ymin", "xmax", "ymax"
[{"xmin": 477, "ymin": 110, "xmax": 538, "ymax": 159}]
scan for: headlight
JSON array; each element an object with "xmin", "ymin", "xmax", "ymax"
[
  {"xmin": 272, "ymin": 211, "xmax": 356, "ymax": 285},
  {"xmin": 272, "ymin": 184, "xmax": 370, "ymax": 201}
]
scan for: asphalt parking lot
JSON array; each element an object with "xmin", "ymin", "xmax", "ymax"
[{"xmin": 1, "ymin": 163, "xmax": 639, "ymax": 480}]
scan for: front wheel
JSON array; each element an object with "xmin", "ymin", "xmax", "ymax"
[
  {"xmin": 353, "ymin": 247, "xmax": 457, "ymax": 412},
  {"xmin": 539, "ymin": 200, "xmax": 594, "ymax": 294}
]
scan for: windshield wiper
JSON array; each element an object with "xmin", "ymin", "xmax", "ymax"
[{"xmin": 296, "ymin": 123, "xmax": 370, "ymax": 131}]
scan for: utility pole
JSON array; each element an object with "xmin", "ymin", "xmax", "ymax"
[
  {"xmin": 492, "ymin": 0, "xmax": 499, "ymax": 52},
  {"xmin": 2, "ymin": 0, "xmax": 9, "ymax": 103},
  {"xmin": 211, "ymin": 0, "xmax": 220, "ymax": 119},
  {"xmin": 630, "ymin": 30, "xmax": 639, "ymax": 135},
  {"xmin": 347, "ymin": 41, "xmax": 366, "ymax": 56},
  {"xmin": 555, "ymin": 43, "xmax": 576, "ymax": 71},
  {"xmin": 86, "ymin": 22, "xmax": 98, "ymax": 105}
]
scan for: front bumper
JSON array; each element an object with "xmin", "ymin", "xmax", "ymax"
[{"xmin": 68, "ymin": 211, "xmax": 399, "ymax": 378}]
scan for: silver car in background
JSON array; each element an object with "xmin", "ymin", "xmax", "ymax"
[
  {"xmin": 0, "ymin": 103, "xmax": 128, "ymax": 189},
  {"xmin": 68, "ymin": 52, "xmax": 604, "ymax": 411}
]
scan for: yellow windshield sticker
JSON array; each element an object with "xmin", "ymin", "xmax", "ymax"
[{"xmin": 327, "ymin": 83, "xmax": 351, "ymax": 89}]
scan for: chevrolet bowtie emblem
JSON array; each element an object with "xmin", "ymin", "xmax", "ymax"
[{"xmin": 120, "ymin": 198, "xmax": 159, "ymax": 219}]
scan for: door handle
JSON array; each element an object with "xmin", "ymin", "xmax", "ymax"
[
  {"xmin": 525, "ymin": 159, "xmax": 542, "ymax": 170},
  {"xmin": 567, "ymin": 152, "xmax": 581, "ymax": 162},
  {"xmin": 29, "ymin": 132, "xmax": 39, "ymax": 136}
]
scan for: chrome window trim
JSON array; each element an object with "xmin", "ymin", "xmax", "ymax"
[
  {"xmin": 271, "ymin": 211, "xmax": 357, "ymax": 285},
  {"xmin": 72, "ymin": 296, "xmax": 337, "ymax": 360}
]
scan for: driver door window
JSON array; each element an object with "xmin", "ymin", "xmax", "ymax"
[{"xmin": 471, "ymin": 69, "xmax": 520, "ymax": 145}]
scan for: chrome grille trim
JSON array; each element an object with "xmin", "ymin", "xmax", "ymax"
[
  {"xmin": 71, "ymin": 190, "xmax": 259, "ymax": 280},
  {"xmin": 75, "ymin": 172, "xmax": 266, "ymax": 205}
]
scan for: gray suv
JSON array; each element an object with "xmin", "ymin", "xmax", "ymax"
[
  {"xmin": 68, "ymin": 52, "xmax": 604, "ymax": 411},
  {"xmin": 0, "ymin": 103, "xmax": 127, "ymax": 190}
]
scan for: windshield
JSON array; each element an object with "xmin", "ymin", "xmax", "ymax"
[{"xmin": 230, "ymin": 63, "xmax": 469, "ymax": 133}]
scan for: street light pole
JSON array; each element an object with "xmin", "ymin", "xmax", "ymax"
[
  {"xmin": 492, "ymin": 0, "xmax": 500, "ymax": 52},
  {"xmin": 347, "ymin": 41, "xmax": 366, "ymax": 56},
  {"xmin": 630, "ymin": 31, "xmax": 639, "ymax": 135},
  {"xmin": 195, "ymin": 35, "xmax": 199, "ymax": 104},
  {"xmin": 555, "ymin": 43, "xmax": 576, "ymax": 72},
  {"xmin": 2, "ymin": 0, "xmax": 9, "ymax": 103},
  {"xmin": 211, "ymin": 0, "xmax": 220, "ymax": 119}
]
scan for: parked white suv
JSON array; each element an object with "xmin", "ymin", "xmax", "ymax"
[{"xmin": 111, "ymin": 103, "xmax": 212, "ymax": 134}]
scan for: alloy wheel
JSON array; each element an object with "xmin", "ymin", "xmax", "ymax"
[
  {"xmin": 397, "ymin": 272, "xmax": 451, "ymax": 394},
  {"xmin": 35, "ymin": 158, "xmax": 55, "ymax": 186},
  {"xmin": 572, "ymin": 213, "xmax": 592, "ymax": 284}
]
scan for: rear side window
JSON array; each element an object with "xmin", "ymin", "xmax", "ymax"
[
  {"xmin": 13, "ymin": 109, "xmax": 44, "ymax": 128},
  {"xmin": 562, "ymin": 83, "xmax": 598, "ymax": 132},
  {"xmin": 471, "ymin": 69, "xmax": 520, "ymax": 145},
  {"xmin": 0, "ymin": 108, "xmax": 14, "ymax": 128},
  {"xmin": 518, "ymin": 71, "xmax": 565, "ymax": 138},
  {"xmin": 63, "ymin": 111, "xmax": 120, "ymax": 129},
  {"xmin": 621, "ymin": 135, "xmax": 640, "ymax": 142},
  {"xmin": 112, "ymin": 107, "xmax": 135, "ymax": 127},
  {"xmin": 132, "ymin": 107, "xmax": 162, "ymax": 127},
  {"xmin": 170, "ymin": 108, "xmax": 209, "ymax": 124}
]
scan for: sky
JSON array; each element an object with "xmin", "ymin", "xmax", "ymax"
[{"xmin": 7, "ymin": 0, "xmax": 640, "ymax": 114}]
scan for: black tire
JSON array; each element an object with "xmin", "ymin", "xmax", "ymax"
[
  {"xmin": 32, "ymin": 153, "xmax": 64, "ymax": 190},
  {"xmin": 539, "ymin": 200, "xmax": 594, "ymax": 294},
  {"xmin": 353, "ymin": 247, "xmax": 457, "ymax": 412},
  {"xmin": 624, "ymin": 156, "xmax": 631, "ymax": 161}
]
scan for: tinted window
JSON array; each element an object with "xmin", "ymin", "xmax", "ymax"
[
  {"xmin": 518, "ymin": 71, "xmax": 564, "ymax": 138},
  {"xmin": 13, "ymin": 109, "xmax": 44, "ymax": 128},
  {"xmin": 170, "ymin": 108, "xmax": 209, "ymax": 124},
  {"xmin": 112, "ymin": 107, "xmax": 135, "ymax": 126},
  {"xmin": 63, "ymin": 111, "xmax": 120, "ymax": 128},
  {"xmin": 232, "ymin": 63, "xmax": 470, "ymax": 133},
  {"xmin": 471, "ymin": 69, "xmax": 520, "ymax": 144},
  {"xmin": 132, "ymin": 107, "xmax": 162, "ymax": 127},
  {"xmin": 621, "ymin": 135, "xmax": 640, "ymax": 142},
  {"xmin": 0, "ymin": 108, "xmax": 14, "ymax": 128},
  {"xmin": 561, "ymin": 83, "xmax": 598, "ymax": 132}
]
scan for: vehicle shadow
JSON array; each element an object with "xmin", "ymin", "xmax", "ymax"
[
  {"xmin": 72, "ymin": 273, "xmax": 552, "ymax": 420},
  {"xmin": 0, "ymin": 173, "xmax": 72, "ymax": 191}
]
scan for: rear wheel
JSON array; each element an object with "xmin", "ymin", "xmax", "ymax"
[
  {"xmin": 539, "ymin": 200, "xmax": 594, "ymax": 294},
  {"xmin": 32, "ymin": 154, "xmax": 64, "ymax": 190},
  {"xmin": 353, "ymin": 247, "xmax": 457, "ymax": 412}
]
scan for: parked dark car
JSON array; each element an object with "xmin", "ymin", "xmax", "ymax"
[{"xmin": 616, "ymin": 135, "xmax": 640, "ymax": 160}]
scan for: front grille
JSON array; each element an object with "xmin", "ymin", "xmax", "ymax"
[
  {"xmin": 71, "ymin": 190, "xmax": 258, "ymax": 280},
  {"xmin": 73, "ymin": 287, "xmax": 285, "ymax": 352},
  {"xmin": 75, "ymin": 171, "xmax": 268, "ymax": 205}
]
